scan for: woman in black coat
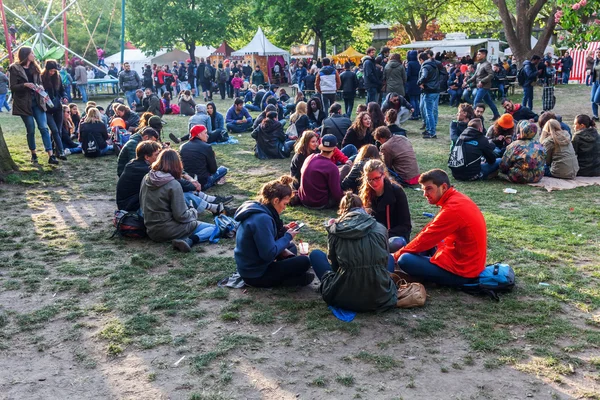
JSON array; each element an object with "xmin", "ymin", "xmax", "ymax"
[
  {"xmin": 79, "ymin": 107, "xmax": 111, "ymax": 157},
  {"xmin": 41, "ymin": 60, "xmax": 68, "ymax": 159},
  {"xmin": 342, "ymin": 111, "xmax": 374, "ymax": 150},
  {"xmin": 251, "ymin": 111, "xmax": 294, "ymax": 159},
  {"xmin": 359, "ymin": 159, "xmax": 412, "ymax": 252},
  {"xmin": 307, "ymin": 97, "xmax": 325, "ymax": 128}
]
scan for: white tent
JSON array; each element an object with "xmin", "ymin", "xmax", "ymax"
[
  {"xmin": 231, "ymin": 27, "xmax": 290, "ymax": 60},
  {"xmin": 504, "ymin": 36, "xmax": 554, "ymax": 56},
  {"xmin": 105, "ymin": 48, "xmax": 192, "ymax": 73},
  {"xmin": 194, "ymin": 46, "xmax": 216, "ymax": 61}
]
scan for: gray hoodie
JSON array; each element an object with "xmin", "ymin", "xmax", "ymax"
[{"xmin": 139, "ymin": 171, "xmax": 198, "ymax": 242}]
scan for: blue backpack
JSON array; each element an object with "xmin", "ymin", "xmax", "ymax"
[{"xmin": 462, "ymin": 263, "xmax": 515, "ymax": 301}]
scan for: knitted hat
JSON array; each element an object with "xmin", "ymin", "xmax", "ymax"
[
  {"xmin": 497, "ymin": 114, "xmax": 514, "ymax": 129},
  {"xmin": 110, "ymin": 117, "xmax": 126, "ymax": 129},
  {"xmin": 195, "ymin": 104, "xmax": 207, "ymax": 113},
  {"xmin": 190, "ymin": 125, "xmax": 207, "ymax": 139},
  {"xmin": 148, "ymin": 116, "xmax": 163, "ymax": 130},
  {"xmin": 517, "ymin": 120, "xmax": 538, "ymax": 140}
]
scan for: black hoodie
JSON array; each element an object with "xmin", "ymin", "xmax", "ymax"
[
  {"xmin": 251, "ymin": 119, "xmax": 288, "ymax": 159},
  {"xmin": 449, "ymin": 127, "xmax": 497, "ymax": 181}
]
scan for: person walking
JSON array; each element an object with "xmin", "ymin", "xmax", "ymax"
[
  {"xmin": 466, "ymin": 49, "xmax": 501, "ymax": 121},
  {"xmin": 315, "ymin": 57, "xmax": 340, "ymax": 112},
  {"xmin": 521, "ymin": 55, "xmax": 542, "ymax": 110},
  {"xmin": 9, "ymin": 47, "xmax": 58, "ymax": 165}
]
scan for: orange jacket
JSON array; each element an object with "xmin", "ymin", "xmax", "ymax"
[{"xmin": 394, "ymin": 187, "xmax": 487, "ymax": 278}]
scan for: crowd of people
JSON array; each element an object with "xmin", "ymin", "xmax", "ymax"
[{"xmin": 6, "ymin": 44, "xmax": 600, "ymax": 312}]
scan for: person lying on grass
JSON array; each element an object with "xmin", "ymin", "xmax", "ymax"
[
  {"xmin": 394, "ymin": 169, "xmax": 487, "ymax": 286},
  {"xmin": 309, "ymin": 192, "xmax": 398, "ymax": 312}
]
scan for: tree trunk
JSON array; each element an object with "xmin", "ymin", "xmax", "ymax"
[
  {"xmin": 321, "ymin": 38, "xmax": 327, "ymax": 59},
  {"xmin": 312, "ymin": 34, "xmax": 320, "ymax": 60},
  {"xmin": 493, "ymin": 0, "xmax": 556, "ymax": 65},
  {"xmin": 0, "ymin": 124, "xmax": 18, "ymax": 174},
  {"xmin": 186, "ymin": 42, "xmax": 196, "ymax": 63}
]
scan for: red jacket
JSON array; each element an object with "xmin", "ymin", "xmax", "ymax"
[{"xmin": 394, "ymin": 187, "xmax": 487, "ymax": 278}]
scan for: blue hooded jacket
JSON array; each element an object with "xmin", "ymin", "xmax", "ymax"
[
  {"xmin": 405, "ymin": 50, "xmax": 421, "ymax": 97},
  {"xmin": 234, "ymin": 201, "xmax": 293, "ymax": 278}
]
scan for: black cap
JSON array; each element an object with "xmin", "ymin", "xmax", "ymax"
[{"xmin": 319, "ymin": 134, "xmax": 337, "ymax": 151}]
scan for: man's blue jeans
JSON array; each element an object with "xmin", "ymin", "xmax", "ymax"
[
  {"xmin": 203, "ymin": 166, "xmax": 228, "ymax": 190},
  {"xmin": 496, "ymin": 83, "xmax": 505, "ymax": 99},
  {"xmin": 562, "ymin": 71, "xmax": 570, "ymax": 84},
  {"xmin": 480, "ymin": 158, "xmax": 501, "ymax": 179},
  {"xmin": 226, "ymin": 121, "xmax": 253, "ymax": 133},
  {"xmin": 0, "ymin": 93, "xmax": 10, "ymax": 111},
  {"xmin": 423, "ymin": 93, "xmax": 439, "ymax": 135},
  {"xmin": 125, "ymin": 90, "xmax": 138, "ymax": 108},
  {"xmin": 462, "ymin": 89, "xmax": 474, "ymax": 104},
  {"xmin": 309, "ymin": 250, "xmax": 396, "ymax": 281},
  {"xmin": 77, "ymin": 84, "xmax": 88, "ymax": 103},
  {"xmin": 591, "ymin": 81, "xmax": 600, "ymax": 117},
  {"xmin": 397, "ymin": 253, "xmax": 473, "ymax": 286},
  {"xmin": 448, "ymin": 88, "xmax": 463, "ymax": 106},
  {"xmin": 522, "ymin": 85, "xmax": 533, "ymax": 109},
  {"xmin": 473, "ymin": 88, "xmax": 500, "ymax": 118},
  {"xmin": 22, "ymin": 101, "xmax": 52, "ymax": 152},
  {"xmin": 341, "ymin": 144, "xmax": 358, "ymax": 159},
  {"xmin": 366, "ymin": 87, "xmax": 379, "ymax": 105},
  {"xmin": 409, "ymin": 95, "xmax": 420, "ymax": 118},
  {"xmin": 183, "ymin": 192, "xmax": 210, "ymax": 211}
]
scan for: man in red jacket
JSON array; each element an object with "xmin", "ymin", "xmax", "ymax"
[{"xmin": 394, "ymin": 169, "xmax": 487, "ymax": 285}]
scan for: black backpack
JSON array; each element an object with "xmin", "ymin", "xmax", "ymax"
[
  {"xmin": 112, "ymin": 210, "xmax": 146, "ymax": 238},
  {"xmin": 218, "ymin": 69, "xmax": 227, "ymax": 83},
  {"xmin": 517, "ymin": 66, "xmax": 526, "ymax": 86}
]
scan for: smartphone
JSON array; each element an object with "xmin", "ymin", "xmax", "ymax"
[{"xmin": 293, "ymin": 223, "xmax": 305, "ymax": 231}]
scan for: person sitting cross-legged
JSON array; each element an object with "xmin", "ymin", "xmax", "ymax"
[
  {"xmin": 297, "ymin": 134, "xmax": 344, "ymax": 209},
  {"xmin": 540, "ymin": 119, "xmax": 579, "ymax": 179},
  {"xmin": 374, "ymin": 126, "xmax": 420, "ymax": 186},
  {"xmin": 169, "ymin": 104, "xmax": 227, "ymax": 144},
  {"xmin": 117, "ymin": 141, "xmax": 233, "ymax": 216},
  {"xmin": 179, "ymin": 125, "xmax": 228, "ymax": 190},
  {"xmin": 448, "ymin": 118, "xmax": 499, "ymax": 181},
  {"xmin": 394, "ymin": 169, "xmax": 487, "ymax": 286},
  {"xmin": 309, "ymin": 192, "xmax": 398, "ymax": 312},
  {"xmin": 500, "ymin": 120, "xmax": 546, "ymax": 184},
  {"xmin": 234, "ymin": 176, "xmax": 314, "ymax": 288},
  {"xmin": 251, "ymin": 111, "xmax": 295, "ymax": 159},
  {"xmin": 79, "ymin": 107, "xmax": 113, "ymax": 157},
  {"xmin": 139, "ymin": 149, "xmax": 219, "ymax": 253},
  {"xmin": 226, "ymin": 98, "xmax": 253, "ymax": 133}
]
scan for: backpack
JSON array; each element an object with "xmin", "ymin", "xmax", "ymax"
[
  {"xmin": 462, "ymin": 263, "xmax": 516, "ymax": 301},
  {"xmin": 208, "ymin": 214, "xmax": 239, "ymax": 243},
  {"xmin": 203, "ymin": 66, "xmax": 212, "ymax": 80},
  {"xmin": 218, "ymin": 69, "xmax": 227, "ymax": 83},
  {"xmin": 112, "ymin": 210, "xmax": 147, "ymax": 238},
  {"xmin": 517, "ymin": 66, "xmax": 526, "ymax": 86}
]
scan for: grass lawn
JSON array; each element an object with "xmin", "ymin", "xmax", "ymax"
[{"xmin": 0, "ymin": 84, "xmax": 599, "ymax": 399}]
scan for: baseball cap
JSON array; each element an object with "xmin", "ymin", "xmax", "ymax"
[
  {"xmin": 148, "ymin": 116, "xmax": 163, "ymax": 130},
  {"xmin": 190, "ymin": 125, "xmax": 207, "ymax": 139},
  {"xmin": 319, "ymin": 134, "xmax": 337, "ymax": 151}
]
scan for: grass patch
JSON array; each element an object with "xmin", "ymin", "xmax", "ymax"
[{"xmin": 191, "ymin": 334, "xmax": 262, "ymax": 372}]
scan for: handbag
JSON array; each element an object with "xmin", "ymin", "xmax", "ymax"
[
  {"xmin": 286, "ymin": 122, "xmax": 298, "ymax": 140},
  {"xmin": 390, "ymin": 273, "xmax": 427, "ymax": 308}
]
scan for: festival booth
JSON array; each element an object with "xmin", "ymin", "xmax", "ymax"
[
  {"xmin": 209, "ymin": 41, "xmax": 242, "ymax": 65},
  {"xmin": 332, "ymin": 46, "xmax": 365, "ymax": 66},
  {"xmin": 569, "ymin": 42, "xmax": 600, "ymax": 83},
  {"xmin": 231, "ymin": 27, "xmax": 290, "ymax": 83},
  {"xmin": 397, "ymin": 35, "xmax": 507, "ymax": 64},
  {"xmin": 105, "ymin": 48, "xmax": 191, "ymax": 73},
  {"xmin": 290, "ymin": 43, "xmax": 315, "ymax": 60}
]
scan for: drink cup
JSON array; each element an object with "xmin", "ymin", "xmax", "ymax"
[{"xmin": 298, "ymin": 242, "xmax": 309, "ymax": 255}]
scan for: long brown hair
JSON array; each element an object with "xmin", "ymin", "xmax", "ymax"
[
  {"xmin": 367, "ymin": 102, "xmax": 385, "ymax": 129},
  {"xmin": 16, "ymin": 47, "xmax": 41, "ymax": 74},
  {"xmin": 257, "ymin": 175, "xmax": 294, "ymax": 205},
  {"xmin": 359, "ymin": 159, "xmax": 390, "ymax": 210},
  {"xmin": 355, "ymin": 144, "xmax": 380, "ymax": 164},
  {"xmin": 151, "ymin": 148, "xmax": 183, "ymax": 180},
  {"xmin": 41, "ymin": 60, "xmax": 60, "ymax": 91},
  {"xmin": 540, "ymin": 119, "xmax": 570, "ymax": 147},
  {"xmin": 294, "ymin": 131, "xmax": 318, "ymax": 156},
  {"xmin": 350, "ymin": 112, "xmax": 370, "ymax": 139}
]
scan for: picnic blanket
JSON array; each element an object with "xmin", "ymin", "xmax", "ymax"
[
  {"xmin": 528, "ymin": 176, "xmax": 600, "ymax": 192},
  {"xmin": 210, "ymin": 137, "xmax": 239, "ymax": 146}
]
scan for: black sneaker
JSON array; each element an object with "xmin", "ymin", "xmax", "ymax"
[
  {"xmin": 48, "ymin": 155, "xmax": 59, "ymax": 165},
  {"xmin": 58, "ymin": 153, "xmax": 67, "ymax": 161},
  {"xmin": 422, "ymin": 133, "xmax": 438, "ymax": 139},
  {"xmin": 169, "ymin": 133, "xmax": 181, "ymax": 144},
  {"xmin": 31, "ymin": 153, "xmax": 39, "ymax": 164},
  {"xmin": 593, "ymin": 116, "xmax": 599, "ymax": 122},
  {"xmin": 213, "ymin": 195, "xmax": 234, "ymax": 205},
  {"xmin": 420, "ymin": 123, "xmax": 426, "ymax": 130}
]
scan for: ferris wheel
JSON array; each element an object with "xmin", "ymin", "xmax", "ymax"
[{"xmin": 0, "ymin": 0, "xmax": 125, "ymax": 69}]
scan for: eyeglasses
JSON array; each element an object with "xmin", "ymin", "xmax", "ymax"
[{"xmin": 367, "ymin": 175, "xmax": 384, "ymax": 183}]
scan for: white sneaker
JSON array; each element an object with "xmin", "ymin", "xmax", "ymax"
[
  {"xmin": 64, "ymin": 148, "xmax": 71, "ymax": 155},
  {"xmin": 216, "ymin": 177, "xmax": 227, "ymax": 185}
]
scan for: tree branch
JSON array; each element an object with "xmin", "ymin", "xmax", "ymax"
[
  {"xmin": 532, "ymin": 10, "xmax": 557, "ymax": 55},
  {"xmin": 528, "ymin": 0, "xmax": 549, "ymax": 21}
]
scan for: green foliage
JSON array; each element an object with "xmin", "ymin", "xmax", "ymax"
[
  {"xmin": 350, "ymin": 22, "xmax": 373, "ymax": 53},
  {"xmin": 555, "ymin": 0, "xmax": 600, "ymax": 47},
  {"xmin": 126, "ymin": 0, "xmax": 234, "ymax": 59}
]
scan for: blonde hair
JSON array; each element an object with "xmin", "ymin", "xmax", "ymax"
[
  {"xmin": 359, "ymin": 159, "xmax": 390, "ymax": 210},
  {"xmin": 540, "ymin": 119, "xmax": 570, "ymax": 148},
  {"xmin": 290, "ymin": 101, "xmax": 307, "ymax": 124},
  {"xmin": 83, "ymin": 107, "xmax": 102, "ymax": 123}
]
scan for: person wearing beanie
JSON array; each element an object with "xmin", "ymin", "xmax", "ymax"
[
  {"xmin": 448, "ymin": 118, "xmax": 499, "ymax": 181},
  {"xmin": 486, "ymin": 114, "xmax": 515, "ymax": 156},
  {"xmin": 179, "ymin": 125, "xmax": 228, "ymax": 190},
  {"xmin": 500, "ymin": 120, "xmax": 546, "ymax": 183}
]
